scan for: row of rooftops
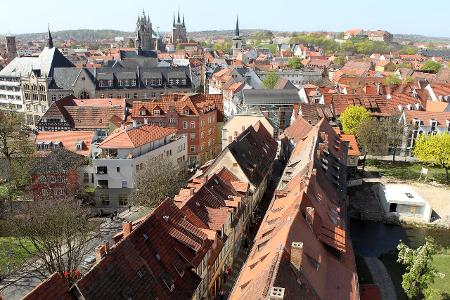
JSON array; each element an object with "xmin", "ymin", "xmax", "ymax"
[
  {"xmin": 24, "ymin": 120, "xmax": 278, "ymax": 300},
  {"xmin": 229, "ymin": 118, "xmax": 357, "ymax": 300}
]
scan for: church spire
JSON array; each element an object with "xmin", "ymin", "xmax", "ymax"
[
  {"xmin": 235, "ymin": 15, "xmax": 240, "ymax": 38},
  {"xmin": 182, "ymin": 14, "xmax": 185, "ymax": 27},
  {"xmin": 177, "ymin": 10, "xmax": 181, "ymax": 24},
  {"xmin": 48, "ymin": 25, "xmax": 54, "ymax": 49},
  {"xmin": 173, "ymin": 13, "xmax": 175, "ymax": 27}
]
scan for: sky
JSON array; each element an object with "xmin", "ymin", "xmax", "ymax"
[{"xmin": 1, "ymin": 0, "xmax": 450, "ymax": 37}]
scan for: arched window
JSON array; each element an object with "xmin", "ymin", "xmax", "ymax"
[{"xmin": 79, "ymin": 91, "xmax": 90, "ymax": 99}]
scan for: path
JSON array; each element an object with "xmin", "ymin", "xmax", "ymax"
[{"xmin": 364, "ymin": 257, "xmax": 397, "ymax": 300}]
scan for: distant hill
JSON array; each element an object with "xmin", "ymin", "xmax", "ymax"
[
  {"xmin": 1, "ymin": 29, "xmax": 449, "ymax": 44},
  {"xmin": 0, "ymin": 30, "xmax": 134, "ymax": 41},
  {"xmin": 393, "ymin": 34, "xmax": 450, "ymax": 44}
]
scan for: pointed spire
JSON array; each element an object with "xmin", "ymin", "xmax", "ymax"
[
  {"xmin": 235, "ymin": 15, "xmax": 240, "ymax": 38},
  {"xmin": 173, "ymin": 13, "xmax": 176, "ymax": 27},
  {"xmin": 47, "ymin": 24, "xmax": 54, "ymax": 49},
  {"xmin": 177, "ymin": 10, "xmax": 181, "ymax": 24},
  {"xmin": 147, "ymin": 14, "xmax": 150, "ymax": 24},
  {"xmin": 182, "ymin": 14, "xmax": 185, "ymax": 27}
]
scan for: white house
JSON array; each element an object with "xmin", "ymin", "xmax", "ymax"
[
  {"xmin": 378, "ymin": 184, "xmax": 432, "ymax": 223},
  {"xmin": 92, "ymin": 124, "xmax": 187, "ymax": 212},
  {"xmin": 400, "ymin": 110, "xmax": 450, "ymax": 155}
]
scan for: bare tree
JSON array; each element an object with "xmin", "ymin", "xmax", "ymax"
[
  {"xmin": 7, "ymin": 199, "xmax": 97, "ymax": 281},
  {"xmin": 132, "ymin": 158, "xmax": 189, "ymax": 208},
  {"xmin": 356, "ymin": 118, "xmax": 388, "ymax": 173},
  {"xmin": 381, "ymin": 115, "xmax": 407, "ymax": 162}
]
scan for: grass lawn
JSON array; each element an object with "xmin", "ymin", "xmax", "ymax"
[
  {"xmin": 0, "ymin": 237, "xmax": 35, "ymax": 276},
  {"xmin": 430, "ymin": 253, "xmax": 450, "ymax": 300},
  {"xmin": 366, "ymin": 160, "xmax": 449, "ymax": 186}
]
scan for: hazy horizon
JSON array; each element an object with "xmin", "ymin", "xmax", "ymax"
[{"xmin": 1, "ymin": 0, "xmax": 450, "ymax": 38}]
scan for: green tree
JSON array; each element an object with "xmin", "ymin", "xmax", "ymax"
[
  {"xmin": 420, "ymin": 60, "xmax": 442, "ymax": 74},
  {"xmin": 396, "ymin": 62, "xmax": 413, "ymax": 70},
  {"xmin": 397, "ymin": 237, "xmax": 437, "ymax": 299},
  {"xmin": 413, "ymin": 133, "xmax": 450, "ymax": 180},
  {"xmin": 288, "ymin": 57, "xmax": 303, "ymax": 69},
  {"xmin": 339, "ymin": 106, "xmax": 371, "ymax": 135},
  {"xmin": 384, "ymin": 74, "xmax": 402, "ymax": 86},
  {"xmin": 262, "ymin": 71, "xmax": 280, "ymax": 89},
  {"xmin": 399, "ymin": 45, "xmax": 418, "ymax": 55},
  {"xmin": 334, "ymin": 56, "xmax": 346, "ymax": 66}
]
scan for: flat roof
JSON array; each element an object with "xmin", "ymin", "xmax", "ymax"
[{"xmin": 381, "ymin": 184, "xmax": 427, "ymax": 206}]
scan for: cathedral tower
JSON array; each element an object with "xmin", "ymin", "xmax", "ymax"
[
  {"xmin": 171, "ymin": 10, "xmax": 187, "ymax": 45},
  {"xmin": 136, "ymin": 9, "xmax": 154, "ymax": 51},
  {"xmin": 232, "ymin": 15, "xmax": 243, "ymax": 59}
]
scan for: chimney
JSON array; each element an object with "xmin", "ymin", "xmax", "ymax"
[
  {"xmin": 122, "ymin": 221, "xmax": 133, "ymax": 237},
  {"xmin": 290, "ymin": 242, "xmax": 304, "ymax": 271},
  {"xmin": 269, "ymin": 287, "xmax": 286, "ymax": 300},
  {"xmin": 95, "ymin": 244, "xmax": 105, "ymax": 263},
  {"xmin": 103, "ymin": 240, "xmax": 110, "ymax": 254}
]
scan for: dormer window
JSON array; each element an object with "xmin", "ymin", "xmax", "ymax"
[
  {"xmin": 76, "ymin": 141, "xmax": 83, "ymax": 151},
  {"xmin": 140, "ymin": 109, "xmax": 147, "ymax": 116},
  {"xmin": 430, "ymin": 119, "xmax": 437, "ymax": 131},
  {"xmin": 184, "ymin": 109, "xmax": 189, "ymax": 115},
  {"xmin": 153, "ymin": 109, "xmax": 160, "ymax": 116},
  {"xmin": 131, "ymin": 79, "xmax": 136, "ymax": 87}
]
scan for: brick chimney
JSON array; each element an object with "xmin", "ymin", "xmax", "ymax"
[
  {"xmin": 290, "ymin": 242, "xmax": 304, "ymax": 271},
  {"xmin": 122, "ymin": 221, "xmax": 133, "ymax": 237},
  {"xmin": 103, "ymin": 240, "xmax": 110, "ymax": 253},
  {"xmin": 95, "ymin": 245, "xmax": 105, "ymax": 263}
]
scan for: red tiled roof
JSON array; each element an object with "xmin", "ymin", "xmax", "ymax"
[
  {"xmin": 282, "ymin": 116, "xmax": 313, "ymax": 144},
  {"xmin": 404, "ymin": 110, "xmax": 450, "ymax": 126},
  {"xmin": 35, "ymin": 131, "xmax": 94, "ymax": 157},
  {"xmin": 74, "ymin": 199, "xmax": 212, "ymax": 300},
  {"xmin": 23, "ymin": 272, "xmax": 71, "ymax": 300},
  {"xmin": 99, "ymin": 124, "xmax": 177, "ymax": 149}
]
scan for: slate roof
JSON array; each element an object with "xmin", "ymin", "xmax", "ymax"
[
  {"xmin": 0, "ymin": 47, "xmax": 74, "ymax": 78},
  {"xmin": 243, "ymin": 89, "xmax": 301, "ymax": 105}
]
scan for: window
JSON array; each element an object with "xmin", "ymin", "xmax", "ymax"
[
  {"xmin": 76, "ymin": 142, "xmax": 83, "ymax": 151},
  {"xmin": 119, "ymin": 195, "xmax": 128, "ymax": 206},
  {"xmin": 169, "ymin": 118, "xmax": 176, "ymax": 124},
  {"xmin": 116, "ymin": 166, "xmax": 120, "ymax": 173},
  {"xmin": 134, "ymin": 93, "xmax": 138, "ymax": 99},
  {"xmin": 140, "ymin": 109, "xmax": 147, "ymax": 116},
  {"xmin": 98, "ymin": 180, "xmax": 108, "ymax": 188},
  {"xmin": 190, "ymin": 133, "xmax": 196, "ymax": 140},
  {"xmin": 101, "ymin": 195, "xmax": 110, "ymax": 206},
  {"xmin": 184, "ymin": 109, "xmax": 189, "ymax": 115},
  {"xmin": 97, "ymin": 166, "xmax": 108, "ymax": 174},
  {"xmin": 122, "ymin": 180, "xmax": 128, "ymax": 188},
  {"xmin": 183, "ymin": 121, "xmax": 188, "ymax": 129},
  {"xmin": 190, "ymin": 145, "xmax": 195, "ymax": 153},
  {"xmin": 153, "ymin": 109, "xmax": 160, "ymax": 115},
  {"xmin": 190, "ymin": 121, "xmax": 195, "ymax": 129},
  {"xmin": 83, "ymin": 173, "xmax": 89, "ymax": 183},
  {"xmin": 131, "ymin": 79, "xmax": 136, "ymax": 87}
]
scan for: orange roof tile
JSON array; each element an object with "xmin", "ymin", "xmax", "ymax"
[
  {"xmin": 35, "ymin": 131, "xmax": 94, "ymax": 157},
  {"xmin": 99, "ymin": 125, "xmax": 177, "ymax": 149}
]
